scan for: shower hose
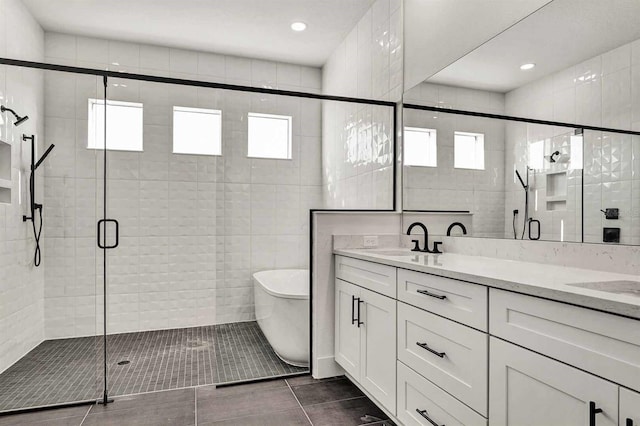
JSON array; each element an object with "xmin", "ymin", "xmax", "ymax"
[{"xmin": 31, "ymin": 205, "xmax": 43, "ymax": 267}]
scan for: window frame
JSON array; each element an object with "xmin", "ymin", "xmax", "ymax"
[
  {"xmin": 403, "ymin": 126, "xmax": 437, "ymax": 167},
  {"xmin": 87, "ymin": 98, "xmax": 144, "ymax": 152},
  {"xmin": 172, "ymin": 106, "xmax": 223, "ymax": 156},
  {"xmin": 454, "ymin": 131, "xmax": 485, "ymax": 170},
  {"xmin": 247, "ymin": 112, "xmax": 293, "ymax": 160}
]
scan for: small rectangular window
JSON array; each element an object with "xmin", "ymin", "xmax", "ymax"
[
  {"xmin": 404, "ymin": 127, "xmax": 437, "ymax": 167},
  {"xmin": 173, "ymin": 106, "xmax": 222, "ymax": 156},
  {"xmin": 454, "ymin": 131, "xmax": 484, "ymax": 170},
  {"xmin": 247, "ymin": 113, "xmax": 292, "ymax": 159},
  {"xmin": 87, "ymin": 99, "xmax": 143, "ymax": 151}
]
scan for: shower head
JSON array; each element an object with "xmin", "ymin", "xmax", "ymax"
[
  {"xmin": 1, "ymin": 105, "xmax": 29, "ymax": 126},
  {"xmin": 549, "ymin": 151, "xmax": 561, "ymax": 163}
]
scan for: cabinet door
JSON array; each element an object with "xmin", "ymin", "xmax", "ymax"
[
  {"xmin": 490, "ymin": 337, "xmax": 618, "ymax": 426},
  {"xmin": 335, "ymin": 279, "xmax": 360, "ymax": 380},
  {"xmin": 620, "ymin": 388, "xmax": 640, "ymax": 426},
  {"xmin": 360, "ymin": 287, "xmax": 397, "ymax": 414}
]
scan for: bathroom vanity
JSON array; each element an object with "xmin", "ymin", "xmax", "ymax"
[{"xmin": 333, "ymin": 249, "xmax": 640, "ymax": 426}]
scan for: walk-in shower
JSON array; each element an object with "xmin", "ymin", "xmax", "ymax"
[{"xmin": 0, "ymin": 58, "xmax": 395, "ymax": 416}]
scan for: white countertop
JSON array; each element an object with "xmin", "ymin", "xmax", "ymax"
[{"xmin": 334, "ymin": 248, "xmax": 640, "ymax": 320}]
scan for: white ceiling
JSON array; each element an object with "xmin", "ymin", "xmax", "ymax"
[
  {"xmin": 428, "ymin": 0, "xmax": 640, "ymax": 93},
  {"xmin": 21, "ymin": 0, "xmax": 375, "ymax": 67},
  {"xmin": 403, "ymin": 0, "xmax": 554, "ymax": 91}
]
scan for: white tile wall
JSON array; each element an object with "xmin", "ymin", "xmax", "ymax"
[
  {"xmin": 42, "ymin": 33, "xmax": 324, "ymax": 337},
  {"xmin": 0, "ymin": 0, "xmax": 45, "ymax": 374},
  {"xmin": 321, "ymin": 0, "xmax": 401, "ymax": 210}
]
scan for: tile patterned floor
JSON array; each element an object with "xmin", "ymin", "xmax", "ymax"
[
  {"xmin": 0, "ymin": 376, "xmax": 396, "ymax": 426},
  {"xmin": 0, "ymin": 322, "xmax": 307, "ymax": 412}
]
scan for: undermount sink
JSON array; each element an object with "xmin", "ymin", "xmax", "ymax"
[
  {"xmin": 567, "ymin": 280, "xmax": 640, "ymax": 297},
  {"xmin": 367, "ymin": 249, "xmax": 416, "ymax": 256}
]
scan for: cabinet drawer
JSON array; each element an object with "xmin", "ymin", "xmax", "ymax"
[
  {"xmin": 398, "ymin": 302, "xmax": 488, "ymax": 416},
  {"xmin": 398, "ymin": 268, "xmax": 487, "ymax": 331},
  {"xmin": 335, "ymin": 255, "xmax": 396, "ymax": 298},
  {"xmin": 397, "ymin": 361, "xmax": 486, "ymax": 426},
  {"xmin": 490, "ymin": 289, "xmax": 640, "ymax": 391},
  {"xmin": 620, "ymin": 388, "xmax": 640, "ymax": 426}
]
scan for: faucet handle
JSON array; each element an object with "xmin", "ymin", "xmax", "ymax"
[
  {"xmin": 411, "ymin": 239, "xmax": 422, "ymax": 252},
  {"xmin": 431, "ymin": 241, "xmax": 443, "ymax": 254}
]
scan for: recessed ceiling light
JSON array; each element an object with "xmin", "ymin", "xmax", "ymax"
[
  {"xmin": 520, "ymin": 63, "xmax": 536, "ymax": 71},
  {"xmin": 291, "ymin": 22, "xmax": 307, "ymax": 32}
]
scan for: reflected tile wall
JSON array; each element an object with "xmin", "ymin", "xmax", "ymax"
[
  {"xmin": 0, "ymin": 0, "xmax": 45, "ymax": 373},
  {"xmin": 321, "ymin": 0, "xmax": 401, "ymax": 210},
  {"xmin": 42, "ymin": 33, "xmax": 324, "ymax": 337},
  {"xmin": 402, "ymin": 83, "xmax": 506, "ymax": 238}
]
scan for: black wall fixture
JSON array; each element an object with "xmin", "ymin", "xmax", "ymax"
[{"xmin": 22, "ymin": 134, "xmax": 55, "ymax": 267}]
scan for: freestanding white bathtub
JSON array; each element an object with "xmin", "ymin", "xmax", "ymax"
[{"xmin": 253, "ymin": 269, "xmax": 309, "ymax": 367}]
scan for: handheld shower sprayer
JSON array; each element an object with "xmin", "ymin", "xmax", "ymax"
[
  {"xmin": 22, "ymin": 134, "xmax": 55, "ymax": 267},
  {"xmin": 1, "ymin": 105, "xmax": 29, "ymax": 126}
]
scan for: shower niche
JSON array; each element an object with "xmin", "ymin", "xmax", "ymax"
[
  {"xmin": 545, "ymin": 171, "xmax": 567, "ymax": 211},
  {"xmin": 0, "ymin": 139, "xmax": 10, "ymax": 204}
]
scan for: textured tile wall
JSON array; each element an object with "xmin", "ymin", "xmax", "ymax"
[
  {"xmin": 0, "ymin": 0, "xmax": 45, "ymax": 373},
  {"xmin": 42, "ymin": 33, "xmax": 324, "ymax": 338},
  {"xmin": 321, "ymin": 0, "xmax": 401, "ymax": 210},
  {"xmin": 402, "ymin": 82, "xmax": 506, "ymax": 238},
  {"xmin": 505, "ymin": 37, "xmax": 640, "ymax": 244}
]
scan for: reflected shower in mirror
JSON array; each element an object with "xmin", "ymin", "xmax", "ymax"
[{"xmin": 402, "ymin": 0, "xmax": 640, "ymax": 245}]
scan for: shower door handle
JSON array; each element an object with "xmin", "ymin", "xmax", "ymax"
[{"xmin": 97, "ymin": 219, "xmax": 119, "ymax": 249}]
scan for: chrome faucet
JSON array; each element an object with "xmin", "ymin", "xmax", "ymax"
[
  {"xmin": 406, "ymin": 222, "xmax": 442, "ymax": 254},
  {"xmin": 446, "ymin": 222, "xmax": 467, "ymax": 236}
]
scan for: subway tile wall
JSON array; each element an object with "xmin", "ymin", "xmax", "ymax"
[
  {"xmin": 0, "ymin": 0, "xmax": 45, "ymax": 373},
  {"xmin": 42, "ymin": 33, "xmax": 324, "ymax": 338},
  {"xmin": 505, "ymin": 37, "xmax": 640, "ymax": 244},
  {"xmin": 402, "ymin": 82, "xmax": 506, "ymax": 238},
  {"xmin": 321, "ymin": 0, "xmax": 402, "ymax": 209}
]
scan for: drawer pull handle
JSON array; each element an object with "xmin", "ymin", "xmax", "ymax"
[
  {"xmin": 416, "ymin": 342, "xmax": 446, "ymax": 358},
  {"xmin": 417, "ymin": 289, "xmax": 447, "ymax": 300},
  {"xmin": 351, "ymin": 295, "xmax": 357, "ymax": 325},
  {"xmin": 357, "ymin": 298, "xmax": 364, "ymax": 327},
  {"xmin": 589, "ymin": 401, "xmax": 603, "ymax": 426},
  {"xmin": 416, "ymin": 409, "xmax": 444, "ymax": 426}
]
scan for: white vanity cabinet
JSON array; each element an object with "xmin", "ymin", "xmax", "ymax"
[
  {"xmin": 620, "ymin": 388, "xmax": 640, "ymax": 426},
  {"xmin": 334, "ymin": 259, "xmax": 397, "ymax": 414},
  {"xmin": 489, "ymin": 337, "xmax": 618, "ymax": 426},
  {"xmin": 333, "ymin": 253, "xmax": 640, "ymax": 426}
]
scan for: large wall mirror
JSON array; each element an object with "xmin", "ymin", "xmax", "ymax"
[{"xmin": 402, "ymin": 0, "xmax": 640, "ymax": 245}]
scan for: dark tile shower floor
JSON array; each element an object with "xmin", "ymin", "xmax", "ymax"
[{"xmin": 0, "ymin": 321, "xmax": 307, "ymax": 412}]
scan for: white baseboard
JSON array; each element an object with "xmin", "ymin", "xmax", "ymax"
[{"xmin": 313, "ymin": 355, "xmax": 344, "ymax": 379}]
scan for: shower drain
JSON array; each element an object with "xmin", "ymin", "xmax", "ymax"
[{"xmin": 117, "ymin": 360, "xmax": 130, "ymax": 366}]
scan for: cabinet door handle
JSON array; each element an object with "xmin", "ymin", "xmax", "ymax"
[
  {"xmin": 357, "ymin": 298, "xmax": 364, "ymax": 327},
  {"xmin": 351, "ymin": 295, "xmax": 357, "ymax": 325},
  {"xmin": 416, "ymin": 409, "xmax": 444, "ymax": 426},
  {"xmin": 417, "ymin": 289, "xmax": 447, "ymax": 300},
  {"xmin": 589, "ymin": 401, "xmax": 603, "ymax": 426},
  {"xmin": 626, "ymin": 419, "xmax": 634, "ymax": 426},
  {"xmin": 416, "ymin": 342, "xmax": 446, "ymax": 358}
]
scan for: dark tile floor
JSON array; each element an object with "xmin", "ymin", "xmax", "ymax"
[
  {"xmin": 0, "ymin": 376, "xmax": 395, "ymax": 426},
  {"xmin": 0, "ymin": 322, "xmax": 307, "ymax": 412}
]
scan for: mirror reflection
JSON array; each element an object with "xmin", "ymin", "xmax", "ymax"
[{"xmin": 403, "ymin": 0, "xmax": 640, "ymax": 245}]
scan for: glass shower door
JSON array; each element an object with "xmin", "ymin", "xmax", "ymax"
[{"xmin": 0, "ymin": 69, "xmax": 104, "ymax": 413}]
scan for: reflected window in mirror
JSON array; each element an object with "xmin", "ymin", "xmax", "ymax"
[
  {"xmin": 454, "ymin": 131, "xmax": 484, "ymax": 170},
  {"xmin": 528, "ymin": 140, "xmax": 545, "ymax": 170},
  {"xmin": 404, "ymin": 127, "xmax": 437, "ymax": 167}
]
